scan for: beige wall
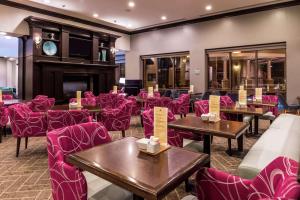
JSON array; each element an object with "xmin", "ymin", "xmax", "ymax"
[
  {"xmin": 0, "ymin": 58, "xmax": 18, "ymax": 91},
  {"xmin": 126, "ymin": 5, "xmax": 300, "ymax": 103},
  {"xmin": 0, "ymin": 4, "xmax": 130, "ymax": 51}
]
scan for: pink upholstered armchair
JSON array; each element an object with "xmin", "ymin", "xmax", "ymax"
[
  {"xmin": 69, "ymin": 98, "xmax": 97, "ymax": 106},
  {"xmin": 47, "ymin": 122, "xmax": 112, "ymax": 200},
  {"xmin": 8, "ymin": 103, "xmax": 48, "ymax": 157},
  {"xmin": 28, "ymin": 95, "xmax": 55, "ymax": 112},
  {"xmin": 170, "ymin": 94, "xmax": 190, "ymax": 117},
  {"xmin": 262, "ymin": 95, "xmax": 279, "ymax": 116},
  {"xmin": 47, "ymin": 110, "xmax": 92, "ymax": 132},
  {"xmin": 2, "ymin": 94, "xmax": 13, "ymax": 100},
  {"xmin": 142, "ymin": 109, "xmax": 184, "ymax": 147},
  {"xmin": 97, "ymin": 99, "xmax": 133, "ymax": 137},
  {"xmin": 84, "ymin": 91, "xmax": 96, "ymax": 98},
  {"xmin": 159, "ymin": 97, "xmax": 172, "ymax": 109},
  {"xmin": 0, "ymin": 102, "xmax": 9, "ymax": 143},
  {"xmin": 127, "ymin": 96, "xmax": 142, "ymax": 116},
  {"xmin": 144, "ymin": 97, "xmax": 161, "ymax": 110},
  {"xmin": 196, "ymin": 156, "xmax": 300, "ymax": 200}
]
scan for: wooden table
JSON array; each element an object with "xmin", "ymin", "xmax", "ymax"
[
  {"xmin": 51, "ymin": 104, "xmax": 101, "ymax": 113},
  {"xmin": 247, "ymin": 100, "xmax": 278, "ymax": 107},
  {"xmin": 3, "ymin": 99, "xmax": 29, "ymax": 106},
  {"xmin": 67, "ymin": 137, "xmax": 209, "ymax": 200},
  {"xmin": 168, "ymin": 116, "xmax": 249, "ymax": 156},
  {"xmin": 220, "ymin": 106, "xmax": 268, "ymax": 136}
]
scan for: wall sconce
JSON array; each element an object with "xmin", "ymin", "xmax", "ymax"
[
  {"xmin": 110, "ymin": 47, "xmax": 118, "ymax": 54},
  {"xmin": 34, "ymin": 34, "xmax": 42, "ymax": 49}
]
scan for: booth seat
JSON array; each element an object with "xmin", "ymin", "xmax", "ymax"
[{"xmin": 238, "ymin": 113, "xmax": 300, "ymax": 179}]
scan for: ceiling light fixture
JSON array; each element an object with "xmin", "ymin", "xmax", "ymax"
[
  {"xmin": 233, "ymin": 51, "xmax": 241, "ymax": 54},
  {"xmin": 0, "ymin": 32, "xmax": 7, "ymax": 36},
  {"xmin": 127, "ymin": 24, "xmax": 132, "ymax": 28},
  {"xmin": 4, "ymin": 36, "xmax": 11, "ymax": 40},
  {"xmin": 161, "ymin": 16, "xmax": 167, "ymax": 20},
  {"xmin": 43, "ymin": 0, "xmax": 50, "ymax": 3},
  {"xmin": 93, "ymin": 13, "xmax": 99, "ymax": 18},
  {"xmin": 128, "ymin": 1, "xmax": 135, "ymax": 8},
  {"xmin": 205, "ymin": 5, "xmax": 212, "ymax": 11}
]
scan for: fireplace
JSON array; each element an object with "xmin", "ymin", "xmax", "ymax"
[{"xmin": 63, "ymin": 74, "xmax": 93, "ymax": 100}]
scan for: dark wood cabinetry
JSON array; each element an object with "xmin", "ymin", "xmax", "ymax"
[{"xmin": 22, "ymin": 16, "xmax": 119, "ymax": 103}]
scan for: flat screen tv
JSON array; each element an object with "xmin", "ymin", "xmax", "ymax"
[{"xmin": 69, "ymin": 36, "xmax": 92, "ymax": 59}]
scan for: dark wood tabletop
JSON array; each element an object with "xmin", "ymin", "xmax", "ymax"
[
  {"xmin": 67, "ymin": 137, "xmax": 209, "ymax": 200},
  {"xmin": 220, "ymin": 106, "xmax": 268, "ymax": 116},
  {"xmin": 168, "ymin": 116, "xmax": 249, "ymax": 139},
  {"xmin": 51, "ymin": 104, "xmax": 101, "ymax": 112},
  {"xmin": 247, "ymin": 101, "xmax": 278, "ymax": 107}
]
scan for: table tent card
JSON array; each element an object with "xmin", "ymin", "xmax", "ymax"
[
  {"xmin": 189, "ymin": 85, "xmax": 194, "ymax": 94},
  {"xmin": 113, "ymin": 85, "xmax": 118, "ymax": 94},
  {"xmin": 76, "ymin": 91, "xmax": 82, "ymax": 107},
  {"xmin": 239, "ymin": 90, "xmax": 247, "ymax": 107},
  {"xmin": 0, "ymin": 90, "xmax": 2, "ymax": 102},
  {"xmin": 255, "ymin": 88, "xmax": 263, "ymax": 102},
  {"xmin": 154, "ymin": 107, "xmax": 168, "ymax": 146},
  {"xmin": 209, "ymin": 95, "xmax": 221, "ymax": 122},
  {"xmin": 154, "ymin": 84, "xmax": 159, "ymax": 92},
  {"xmin": 148, "ymin": 87, "xmax": 154, "ymax": 97},
  {"xmin": 239, "ymin": 85, "xmax": 244, "ymax": 90}
]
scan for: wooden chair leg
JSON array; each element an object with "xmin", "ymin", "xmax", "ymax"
[
  {"xmin": 121, "ymin": 130, "xmax": 125, "ymax": 138},
  {"xmin": 227, "ymin": 139, "xmax": 232, "ymax": 156},
  {"xmin": 16, "ymin": 137, "xmax": 21, "ymax": 157},
  {"xmin": 180, "ymin": 114, "xmax": 183, "ymax": 118},
  {"xmin": 140, "ymin": 115, "xmax": 144, "ymax": 127},
  {"xmin": 25, "ymin": 137, "xmax": 28, "ymax": 149}
]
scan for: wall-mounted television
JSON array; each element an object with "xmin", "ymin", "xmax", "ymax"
[{"xmin": 69, "ymin": 36, "xmax": 92, "ymax": 59}]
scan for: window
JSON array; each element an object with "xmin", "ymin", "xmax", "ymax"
[
  {"xmin": 142, "ymin": 52, "xmax": 190, "ymax": 89},
  {"xmin": 206, "ymin": 43, "xmax": 286, "ymax": 95}
]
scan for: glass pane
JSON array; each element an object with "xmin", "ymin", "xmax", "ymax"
[
  {"xmin": 157, "ymin": 57, "xmax": 174, "ymax": 89},
  {"xmin": 207, "ymin": 52, "xmax": 230, "ymax": 90},
  {"xmin": 143, "ymin": 58, "xmax": 157, "ymax": 88},
  {"xmin": 257, "ymin": 49, "xmax": 286, "ymax": 93},
  {"xmin": 231, "ymin": 51, "xmax": 256, "ymax": 90},
  {"xmin": 174, "ymin": 55, "xmax": 190, "ymax": 88}
]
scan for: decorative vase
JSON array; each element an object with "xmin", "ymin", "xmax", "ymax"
[{"xmin": 101, "ymin": 49, "xmax": 107, "ymax": 62}]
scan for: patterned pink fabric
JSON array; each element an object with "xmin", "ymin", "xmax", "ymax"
[
  {"xmin": 196, "ymin": 156, "xmax": 300, "ymax": 200},
  {"xmin": 28, "ymin": 96, "xmax": 55, "ymax": 112},
  {"xmin": 159, "ymin": 97, "xmax": 172, "ymax": 108},
  {"xmin": 47, "ymin": 110, "xmax": 92, "ymax": 132},
  {"xmin": 83, "ymin": 91, "xmax": 96, "ymax": 98},
  {"xmin": 97, "ymin": 93, "xmax": 125, "ymax": 109},
  {"xmin": 8, "ymin": 104, "xmax": 47, "ymax": 137},
  {"xmin": 220, "ymin": 95, "xmax": 235, "ymax": 107},
  {"xmin": 144, "ymin": 97, "xmax": 161, "ymax": 110},
  {"xmin": 262, "ymin": 95, "xmax": 279, "ymax": 116},
  {"xmin": 142, "ymin": 109, "xmax": 184, "ymax": 147},
  {"xmin": 47, "ymin": 122, "xmax": 112, "ymax": 200},
  {"xmin": 69, "ymin": 98, "xmax": 97, "ymax": 106},
  {"xmin": 97, "ymin": 99, "xmax": 133, "ymax": 131},
  {"xmin": 170, "ymin": 94, "xmax": 190, "ymax": 115},
  {"xmin": 2, "ymin": 94, "xmax": 13, "ymax": 100},
  {"xmin": 195, "ymin": 100, "xmax": 227, "ymax": 120},
  {"xmin": 127, "ymin": 96, "xmax": 142, "ymax": 116},
  {"xmin": 138, "ymin": 91, "xmax": 160, "ymax": 99},
  {"xmin": 0, "ymin": 102, "xmax": 8, "ymax": 127}
]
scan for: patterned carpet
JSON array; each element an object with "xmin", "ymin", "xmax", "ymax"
[{"xmin": 0, "ymin": 115, "xmax": 269, "ymax": 200}]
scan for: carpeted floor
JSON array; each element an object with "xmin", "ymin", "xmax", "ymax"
[{"xmin": 0, "ymin": 115, "xmax": 269, "ymax": 200}]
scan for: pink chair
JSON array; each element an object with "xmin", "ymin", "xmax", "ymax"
[
  {"xmin": 8, "ymin": 103, "xmax": 48, "ymax": 157},
  {"xmin": 47, "ymin": 110, "xmax": 92, "ymax": 132},
  {"xmin": 97, "ymin": 93, "xmax": 113, "ymax": 109},
  {"xmin": 47, "ymin": 122, "xmax": 112, "ymax": 200},
  {"xmin": 28, "ymin": 96, "xmax": 55, "ymax": 112},
  {"xmin": 142, "ymin": 109, "xmax": 183, "ymax": 147},
  {"xmin": 144, "ymin": 97, "xmax": 161, "ymax": 110},
  {"xmin": 97, "ymin": 99, "xmax": 133, "ymax": 137},
  {"xmin": 262, "ymin": 95, "xmax": 279, "ymax": 116},
  {"xmin": 196, "ymin": 157, "xmax": 300, "ymax": 200},
  {"xmin": 0, "ymin": 102, "xmax": 9, "ymax": 143},
  {"xmin": 84, "ymin": 91, "xmax": 96, "ymax": 98},
  {"xmin": 2, "ymin": 94, "xmax": 13, "ymax": 100},
  {"xmin": 159, "ymin": 97, "xmax": 172, "ymax": 109},
  {"xmin": 170, "ymin": 94, "xmax": 190, "ymax": 117},
  {"xmin": 127, "ymin": 96, "xmax": 142, "ymax": 116},
  {"xmin": 69, "ymin": 98, "xmax": 97, "ymax": 106}
]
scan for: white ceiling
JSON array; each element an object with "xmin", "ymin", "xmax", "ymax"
[{"xmin": 13, "ymin": 0, "xmax": 293, "ymax": 31}]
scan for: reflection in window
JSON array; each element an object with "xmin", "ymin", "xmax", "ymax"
[
  {"xmin": 206, "ymin": 43, "xmax": 286, "ymax": 96},
  {"xmin": 142, "ymin": 53, "xmax": 190, "ymax": 89}
]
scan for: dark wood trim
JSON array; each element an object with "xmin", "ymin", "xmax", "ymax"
[
  {"xmin": 1, "ymin": 1, "xmax": 300, "ymax": 35},
  {"xmin": 205, "ymin": 42, "xmax": 287, "ymax": 52},
  {"xmin": 131, "ymin": 1, "xmax": 300, "ymax": 34},
  {"xmin": 140, "ymin": 51, "xmax": 190, "ymax": 58},
  {"xmin": 1, "ymin": 1, "xmax": 130, "ymax": 35}
]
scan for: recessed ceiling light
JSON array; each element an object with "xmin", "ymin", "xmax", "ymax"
[
  {"xmin": 4, "ymin": 36, "xmax": 11, "ymax": 39},
  {"xmin": 93, "ymin": 13, "xmax": 99, "ymax": 18},
  {"xmin": 0, "ymin": 32, "xmax": 7, "ymax": 36},
  {"xmin": 206, "ymin": 5, "xmax": 212, "ymax": 11},
  {"xmin": 233, "ymin": 51, "xmax": 241, "ymax": 54},
  {"xmin": 43, "ymin": 0, "xmax": 50, "ymax": 3},
  {"xmin": 128, "ymin": 1, "xmax": 135, "ymax": 8},
  {"xmin": 161, "ymin": 16, "xmax": 167, "ymax": 20},
  {"xmin": 127, "ymin": 24, "xmax": 132, "ymax": 28}
]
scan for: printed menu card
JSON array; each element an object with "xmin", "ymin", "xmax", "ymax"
[
  {"xmin": 148, "ymin": 87, "xmax": 154, "ymax": 97},
  {"xmin": 255, "ymin": 88, "xmax": 262, "ymax": 101},
  {"xmin": 76, "ymin": 91, "xmax": 82, "ymax": 107},
  {"xmin": 239, "ymin": 90, "xmax": 247, "ymax": 106},
  {"xmin": 113, "ymin": 86, "xmax": 118, "ymax": 94},
  {"xmin": 154, "ymin": 107, "xmax": 168, "ymax": 146},
  {"xmin": 209, "ymin": 95, "xmax": 220, "ymax": 120}
]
